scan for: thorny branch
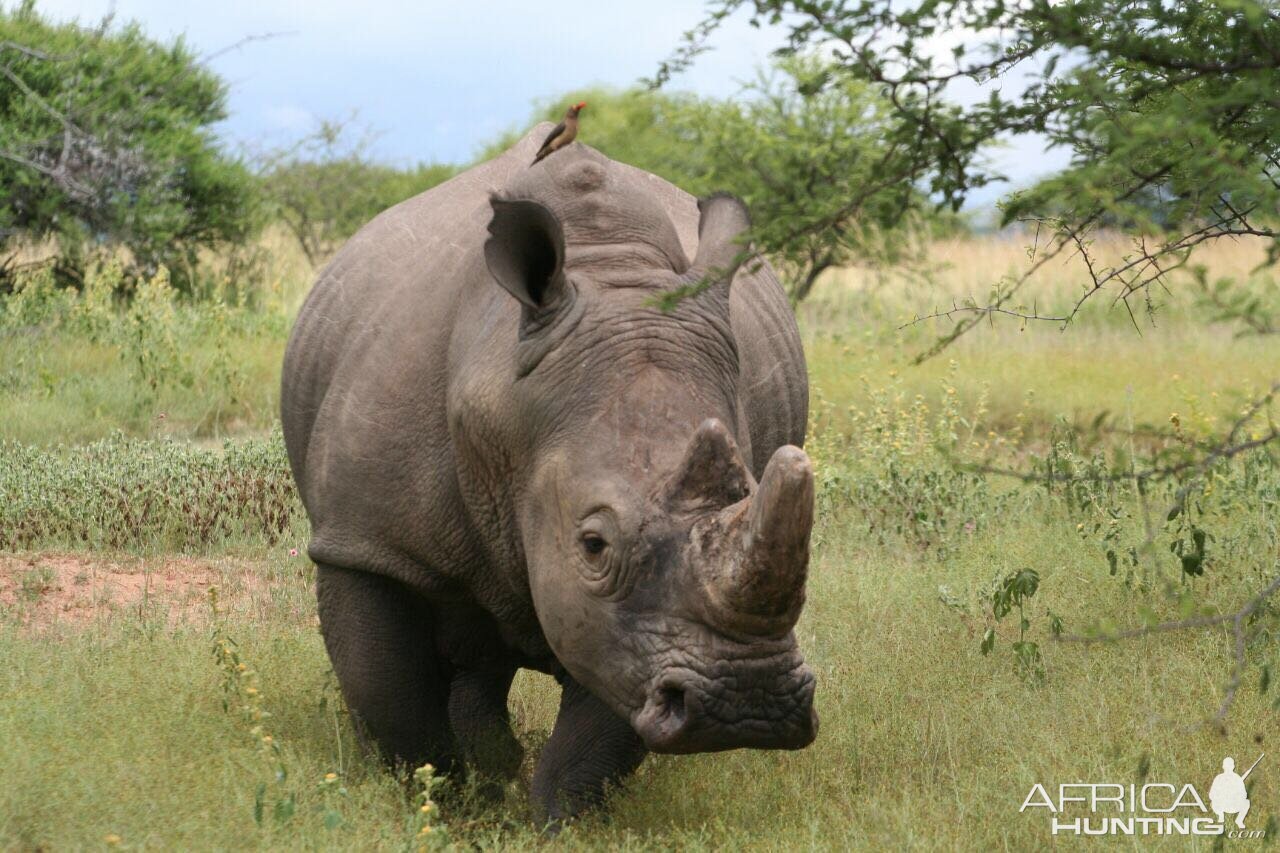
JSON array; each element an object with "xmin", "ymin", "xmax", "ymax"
[
  {"xmin": 899, "ymin": 211, "xmax": 1277, "ymax": 351},
  {"xmin": 198, "ymin": 30, "xmax": 297, "ymax": 64}
]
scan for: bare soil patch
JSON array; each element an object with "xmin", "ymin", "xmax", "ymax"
[{"xmin": 0, "ymin": 552, "xmax": 315, "ymax": 633}]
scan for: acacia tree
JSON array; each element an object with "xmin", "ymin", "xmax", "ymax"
[
  {"xmin": 0, "ymin": 1, "xmax": 260, "ymax": 291},
  {"xmin": 654, "ymin": 0, "xmax": 1280, "ymax": 343}
]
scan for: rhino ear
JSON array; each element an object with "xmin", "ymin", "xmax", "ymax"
[
  {"xmin": 484, "ymin": 197, "xmax": 570, "ymax": 311},
  {"xmin": 687, "ymin": 193, "xmax": 751, "ymax": 292}
]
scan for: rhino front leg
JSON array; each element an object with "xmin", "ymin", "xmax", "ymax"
[
  {"xmin": 531, "ymin": 675, "xmax": 647, "ymax": 826},
  {"xmin": 448, "ymin": 663, "xmax": 523, "ymax": 787},
  {"xmin": 315, "ymin": 563, "xmax": 458, "ymax": 772}
]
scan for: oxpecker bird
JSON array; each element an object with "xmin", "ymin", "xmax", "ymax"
[{"xmin": 532, "ymin": 102, "xmax": 586, "ymax": 165}]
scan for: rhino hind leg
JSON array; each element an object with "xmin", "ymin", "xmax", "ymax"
[
  {"xmin": 315, "ymin": 563, "xmax": 458, "ymax": 772},
  {"xmin": 531, "ymin": 675, "xmax": 647, "ymax": 828}
]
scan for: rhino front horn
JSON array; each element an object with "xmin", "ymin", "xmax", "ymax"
[
  {"xmin": 738, "ymin": 445, "xmax": 813, "ymax": 624},
  {"xmin": 697, "ymin": 444, "xmax": 813, "ymax": 638}
]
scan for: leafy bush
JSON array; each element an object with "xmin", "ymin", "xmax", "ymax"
[
  {"xmin": 0, "ymin": 1, "xmax": 261, "ymax": 292},
  {"xmin": 0, "ymin": 429, "xmax": 303, "ymax": 551}
]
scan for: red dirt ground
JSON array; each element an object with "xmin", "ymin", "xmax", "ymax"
[{"xmin": 0, "ymin": 552, "xmax": 314, "ymax": 633}]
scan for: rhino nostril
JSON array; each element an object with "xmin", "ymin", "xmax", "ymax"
[{"xmin": 657, "ymin": 684, "xmax": 688, "ymax": 726}]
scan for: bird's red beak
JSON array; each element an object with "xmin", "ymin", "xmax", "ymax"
[{"xmin": 575, "ymin": 101, "xmax": 587, "ymax": 110}]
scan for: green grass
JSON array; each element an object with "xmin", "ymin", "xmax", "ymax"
[
  {"xmin": 0, "ymin": 331, "xmax": 286, "ymax": 444},
  {"xmin": 1, "ymin": 496, "xmax": 1274, "ymax": 849},
  {"xmin": 1, "ymin": 235, "xmax": 1279, "ymax": 849}
]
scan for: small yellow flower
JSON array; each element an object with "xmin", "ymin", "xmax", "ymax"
[
  {"xmin": 245, "ymin": 687, "xmax": 259, "ymax": 696},
  {"xmin": 261, "ymin": 735, "xmax": 273, "ymax": 745},
  {"xmin": 325, "ymin": 772, "xmax": 337, "ymax": 782},
  {"xmin": 1076, "ymin": 523, "xmax": 1084, "ymax": 531},
  {"xmin": 418, "ymin": 824, "xmax": 433, "ymax": 836},
  {"xmin": 236, "ymin": 663, "xmax": 247, "ymax": 672},
  {"xmin": 104, "ymin": 834, "xmax": 122, "ymax": 846},
  {"xmin": 420, "ymin": 803, "xmax": 434, "ymax": 814}
]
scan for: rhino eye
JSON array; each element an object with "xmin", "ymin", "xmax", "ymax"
[{"xmin": 581, "ymin": 532, "xmax": 607, "ymax": 557}]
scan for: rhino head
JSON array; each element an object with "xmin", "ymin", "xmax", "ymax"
[{"xmin": 483, "ymin": 187, "xmax": 817, "ymax": 754}]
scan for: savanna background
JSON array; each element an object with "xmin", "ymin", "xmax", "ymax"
[{"xmin": 1, "ymin": 0, "xmax": 1278, "ymax": 849}]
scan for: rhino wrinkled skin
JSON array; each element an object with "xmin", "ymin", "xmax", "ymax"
[{"xmin": 281, "ymin": 123, "xmax": 818, "ymax": 823}]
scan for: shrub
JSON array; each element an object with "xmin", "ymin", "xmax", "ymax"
[
  {"xmin": 0, "ymin": 1, "xmax": 262, "ymax": 293},
  {"xmin": 0, "ymin": 430, "xmax": 304, "ymax": 551}
]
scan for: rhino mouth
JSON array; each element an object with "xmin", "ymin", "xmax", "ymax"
[{"xmin": 631, "ymin": 651, "xmax": 817, "ymax": 754}]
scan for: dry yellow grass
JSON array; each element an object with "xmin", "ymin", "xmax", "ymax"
[
  {"xmin": 810, "ymin": 231, "xmax": 1274, "ymax": 308},
  {"xmin": 798, "ymin": 232, "xmax": 1280, "ymax": 440}
]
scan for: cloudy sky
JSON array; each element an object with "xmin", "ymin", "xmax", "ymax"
[{"xmin": 29, "ymin": 0, "xmax": 1067, "ymax": 208}]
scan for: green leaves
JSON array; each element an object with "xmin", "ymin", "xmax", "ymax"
[
  {"xmin": 990, "ymin": 568, "xmax": 1041, "ymax": 619},
  {"xmin": 0, "ymin": 5, "xmax": 261, "ymax": 292},
  {"xmin": 663, "ymin": 0, "xmax": 1279, "ymax": 338},
  {"xmin": 972, "ymin": 567, "xmax": 1050, "ymax": 683}
]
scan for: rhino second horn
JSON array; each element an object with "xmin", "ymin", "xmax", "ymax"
[
  {"xmin": 723, "ymin": 445, "xmax": 813, "ymax": 635},
  {"xmin": 666, "ymin": 419, "xmax": 754, "ymax": 509}
]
